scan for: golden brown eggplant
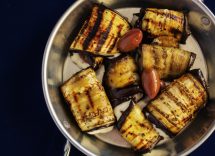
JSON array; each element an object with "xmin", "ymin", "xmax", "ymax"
[
  {"xmin": 147, "ymin": 70, "xmax": 208, "ymax": 134},
  {"xmin": 104, "ymin": 55, "xmax": 143, "ymax": 106},
  {"xmin": 141, "ymin": 8, "xmax": 187, "ymax": 42},
  {"xmin": 61, "ymin": 68, "xmax": 115, "ymax": 134},
  {"xmin": 152, "ymin": 36, "xmax": 179, "ymax": 48},
  {"xmin": 105, "ymin": 55, "xmax": 139, "ymax": 89},
  {"xmin": 70, "ymin": 4, "xmax": 131, "ymax": 56},
  {"xmin": 117, "ymin": 101, "xmax": 161, "ymax": 152},
  {"xmin": 139, "ymin": 44, "xmax": 196, "ymax": 79}
]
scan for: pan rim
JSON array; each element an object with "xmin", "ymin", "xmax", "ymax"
[{"xmin": 42, "ymin": 0, "xmax": 215, "ymax": 156}]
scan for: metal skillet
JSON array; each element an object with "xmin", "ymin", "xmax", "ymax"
[{"xmin": 42, "ymin": 0, "xmax": 215, "ymax": 155}]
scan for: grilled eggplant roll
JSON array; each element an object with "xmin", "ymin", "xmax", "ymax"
[
  {"xmin": 140, "ymin": 8, "xmax": 190, "ymax": 42},
  {"xmin": 146, "ymin": 70, "xmax": 208, "ymax": 135},
  {"xmin": 61, "ymin": 68, "xmax": 115, "ymax": 134},
  {"xmin": 140, "ymin": 44, "xmax": 196, "ymax": 79},
  {"xmin": 117, "ymin": 101, "xmax": 161, "ymax": 152},
  {"xmin": 152, "ymin": 36, "xmax": 179, "ymax": 48},
  {"xmin": 105, "ymin": 55, "xmax": 139, "ymax": 89},
  {"xmin": 70, "ymin": 4, "xmax": 131, "ymax": 56},
  {"xmin": 104, "ymin": 55, "xmax": 143, "ymax": 106}
]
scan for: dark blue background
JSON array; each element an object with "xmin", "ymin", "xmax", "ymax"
[{"xmin": 0, "ymin": 0, "xmax": 214, "ymax": 155}]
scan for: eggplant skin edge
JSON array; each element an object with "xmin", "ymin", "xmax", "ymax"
[
  {"xmin": 140, "ymin": 44, "xmax": 197, "ymax": 80},
  {"xmin": 60, "ymin": 67, "xmax": 116, "ymax": 133},
  {"xmin": 117, "ymin": 101, "xmax": 161, "ymax": 152},
  {"xmin": 70, "ymin": 3, "xmax": 131, "ymax": 56},
  {"xmin": 146, "ymin": 69, "xmax": 208, "ymax": 135}
]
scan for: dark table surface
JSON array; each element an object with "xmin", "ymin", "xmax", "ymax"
[{"xmin": 1, "ymin": 0, "xmax": 214, "ymax": 155}]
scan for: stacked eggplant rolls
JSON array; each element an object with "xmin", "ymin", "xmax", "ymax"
[{"xmin": 60, "ymin": 4, "xmax": 208, "ymax": 153}]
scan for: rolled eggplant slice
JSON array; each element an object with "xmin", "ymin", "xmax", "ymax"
[
  {"xmin": 104, "ymin": 55, "xmax": 143, "ymax": 106},
  {"xmin": 146, "ymin": 70, "xmax": 208, "ymax": 134},
  {"xmin": 152, "ymin": 36, "xmax": 179, "ymax": 48},
  {"xmin": 61, "ymin": 68, "xmax": 115, "ymax": 134},
  {"xmin": 117, "ymin": 101, "xmax": 161, "ymax": 152},
  {"xmin": 105, "ymin": 55, "xmax": 139, "ymax": 89},
  {"xmin": 141, "ymin": 8, "xmax": 189, "ymax": 42},
  {"xmin": 70, "ymin": 4, "xmax": 131, "ymax": 56},
  {"xmin": 140, "ymin": 44, "xmax": 196, "ymax": 79}
]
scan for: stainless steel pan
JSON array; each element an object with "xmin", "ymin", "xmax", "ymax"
[{"xmin": 42, "ymin": 0, "xmax": 215, "ymax": 155}]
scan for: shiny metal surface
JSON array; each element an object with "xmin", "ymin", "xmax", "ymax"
[{"xmin": 42, "ymin": 0, "xmax": 215, "ymax": 155}]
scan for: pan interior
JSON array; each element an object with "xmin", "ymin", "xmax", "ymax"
[{"xmin": 62, "ymin": 7, "xmax": 208, "ymax": 149}]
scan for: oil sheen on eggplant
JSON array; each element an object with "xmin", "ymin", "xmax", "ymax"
[
  {"xmin": 70, "ymin": 4, "xmax": 131, "ymax": 56},
  {"xmin": 140, "ymin": 8, "xmax": 190, "ymax": 42},
  {"xmin": 146, "ymin": 70, "xmax": 208, "ymax": 134},
  {"xmin": 105, "ymin": 55, "xmax": 139, "ymax": 89},
  {"xmin": 117, "ymin": 101, "xmax": 161, "ymax": 152},
  {"xmin": 61, "ymin": 68, "xmax": 115, "ymax": 134},
  {"xmin": 103, "ymin": 55, "xmax": 143, "ymax": 106},
  {"xmin": 139, "ymin": 44, "xmax": 196, "ymax": 79}
]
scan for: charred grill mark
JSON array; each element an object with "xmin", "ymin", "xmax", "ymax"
[
  {"xmin": 72, "ymin": 20, "xmax": 89, "ymax": 48},
  {"xmin": 85, "ymin": 89, "xmax": 94, "ymax": 108},
  {"xmin": 149, "ymin": 104, "xmax": 179, "ymax": 128},
  {"xmin": 83, "ymin": 6, "xmax": 104, "ymax": 50},
  {"xmin": 73, "ymin": 92, "xmax": 83, "ymax": 120},
  {"xmin": 186, "ymin": 74, "xmax": 202, "ymax": 92},
  {"xmin": 160, "ymin": 96, "xmax": 181, "ymax": 123},
  {"xmin": 125, "ymin": 130, "xmax": 138, "ymax": 140},
  {"xmin": 147, "ymin": 9, "xmax": 184, "ymax": 23},
  {"xmin": 186, "ymin": 74, "xmax": 206, "ymax": 103},
  {"xmin": 146, "ymin": 110, "xmax": 175, "ymax": 137},
  {"xmin": 107, "ymin": 37, "xmax": 118, "ymax": 53},
  {"xmin": 95, "ymin": 13, "xmax": 116, "ymax": 52},
  {"xmin": 163, "ymin": 91, "xmax": 187, "ymax": 113},
  {"xmin": 144, "ymin": 16, "xmax": 183, "ymax": 37},
  {"xmin": 105, "ymin": 35, "xmax": 115, "ymax": 48},
  {"xmin": 107, "ymin": 24, "xmax": 123, "ymax": 53},
  {"xmin": 144, "ymin": 18, "xmax": 168, "ymax": 32},
  {"xmin": 136, "ymin": 139, "xmax": 145, "ymax": 149},
  {"xmin": 136, "ymin": 120, "xmax": 151, "ymax": 131},
  {"xmin": 181, "ymin": 115, "xmax": 193, "ymax": 123},
  {"xmin": 73, "ymin": 92, "xmax": 78, "ymax": 103},
  {"xmin": 117, "ymin": 101, "xmax": 134, "ymax": 129},
  {"xmin": 120, "ymin": 124, "xmax": 132, "ymax": 134},
  {"xmin": 174, "ymin": 81, "xmax": 194, "ymax": 106},
  {"xmin": 120, "ymin": 125, "xmax": 132, "ymax": 134}
]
